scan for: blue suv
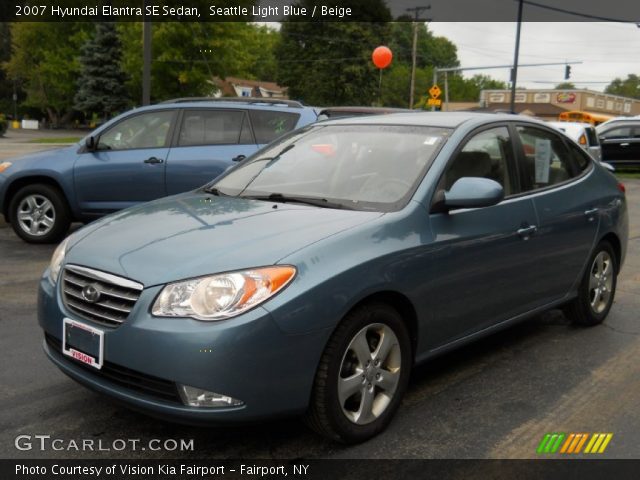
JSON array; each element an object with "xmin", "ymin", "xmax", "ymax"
[{"xmin": 0, "ymin": 98, "xmax": 318, "ymax": 243}]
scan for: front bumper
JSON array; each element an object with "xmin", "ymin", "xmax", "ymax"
[{"xmin": 38, "ymin": 271, "xmax": 330, "ymax": 424}]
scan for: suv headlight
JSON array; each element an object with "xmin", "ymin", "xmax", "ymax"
[
  {"xmin": 49, "ymin": 236, "xmax": 71, "ymax": 285},
  {"xmin": 152, "ymin": 266, "xmax": 296, "ymax": 321}
]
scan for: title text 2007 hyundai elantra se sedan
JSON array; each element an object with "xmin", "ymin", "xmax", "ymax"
[{"xmin": 39, "ymin": 113, "xmax": 628, "ymax": 443}]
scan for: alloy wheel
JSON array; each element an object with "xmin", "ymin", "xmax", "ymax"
[
  {"xmin": 338, "ymin": 323, "xmax": 402, "ymax": 425},
  {"xmin": 17, "ymin": 194, "xmax": 56, "ymax": 237}
]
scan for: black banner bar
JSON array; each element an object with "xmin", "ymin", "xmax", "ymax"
[
  {"xmin": 2, "ymin": 459, "xmax": 640, "ymax": 480},
  {"xmin": 1, "ymin": 0, "xmax": 639, "ymax": 22}
]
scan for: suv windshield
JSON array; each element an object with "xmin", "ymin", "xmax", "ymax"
[{"xmin": 211, "ymin": 124, "xmax": 450, "ymax": 212}]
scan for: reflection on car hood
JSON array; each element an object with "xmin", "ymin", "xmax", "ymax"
[
  {"xmin": 66, "ymin": 192, "xmax": 382, "ymax": 286},
  {"xmin": 7, "ymin": 144, "xmax": 77, "ymax": 168}
]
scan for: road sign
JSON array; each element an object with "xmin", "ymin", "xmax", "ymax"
[
  {"xmin": 429, "ymin": 85, "xmax": 442, "ymax": 99},
  {"xmin": 427, "ymin": 98, "xmax": 442, "ymax": 106}
]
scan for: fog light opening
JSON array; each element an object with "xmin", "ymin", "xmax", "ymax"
[{"xmin": 178, "ymin": 385, "xmax": 244, "ymax": 408}]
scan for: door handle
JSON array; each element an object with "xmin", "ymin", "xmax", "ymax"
[
  {"xmin": 517, "ymin": 225, "xmax": 537, "ymax": 239},
  {"xmin": 620, "ymin": 143, "xmax": 630, "ymax": 147},
  {"xmin": 584, "ymin": 208, "xmax": 599, "ymax": 221},
  {"xmin": 232, "ymin": 155, "xmax": 246, "ymax": 162},
  {"xmin": 144, "ymin": 157, "xmax": 164, "ymax": 164}
]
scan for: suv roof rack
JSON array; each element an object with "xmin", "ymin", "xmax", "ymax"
[{"xmin": 159, "ymin": 97, "xmax": 304, "ymax": 108}]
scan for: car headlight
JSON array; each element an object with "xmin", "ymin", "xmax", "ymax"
[
  {"xmin": 152, "ymin": 266, "xmax": 296, "ymax": 321},
  {"xmin": 49, "ymin": 236, "xmax": 71, "ymax": 285}
]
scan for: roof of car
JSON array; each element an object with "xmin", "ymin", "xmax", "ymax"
[{"xmin": 320, "ymin": 111, "xmax": 545, "ymax": 128}]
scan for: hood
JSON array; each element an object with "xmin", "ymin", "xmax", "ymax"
[
  {"xmin": 7, "ymin": 144, "xmax": 78, "ymax": 169},
  {"xmin": 65, "ymin": 192, "xmax": 382, "ymax": 286}
]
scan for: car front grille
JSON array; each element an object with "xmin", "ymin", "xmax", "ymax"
[
  {"xmin": 45, "ymin": 334, "xmax": 181, "ymax": 404},
  {"xmin": 62, "ymin": 265, "xmax": 143, "ymax": 327}
]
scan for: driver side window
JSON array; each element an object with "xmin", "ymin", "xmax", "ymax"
[
  {"xmin": 441, "ymin": 126, "xmax": 514, "ymax": 196},
  {"xmin": 98, "ymin": 111, "xmax": 174, "ymax": 151}
]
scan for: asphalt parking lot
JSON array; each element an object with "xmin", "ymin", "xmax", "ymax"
[{"xmin": 0, "ymin": 133, "xmax": 639, "ymax": 460}]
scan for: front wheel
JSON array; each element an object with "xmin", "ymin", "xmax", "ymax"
[
  {"xmin": 564, "ymin": 241, "xmax": 618, "ymax": 326},
  {"xmin": 305, "ymin": 303, "xmax": 412, "ymax": 443},
  {"xmin": 8, "ymin": 184, "xmax": 71, "ymax": 244}
]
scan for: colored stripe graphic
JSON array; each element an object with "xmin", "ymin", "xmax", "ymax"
[
  {"xmin": 537, "ymin": 433, "xmax": 566, "ymax": 453},
  {"xmin": 539, "ymin": 433, "xmax": 613, "ymax": 454},
  {"xmin": 585, "ymin": 433, "xmax": 613, "ymax": 454}
]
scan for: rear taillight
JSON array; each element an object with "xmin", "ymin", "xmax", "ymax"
[{"xmin": 618, "ymin": 182, "xmax": 626, "ymax": 194}]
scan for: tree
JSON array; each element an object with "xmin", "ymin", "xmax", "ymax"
[
  {"xmin": 388, "ymin": 21, "xmax": 459, "ymax": 70},
  {"xmin": 605, "ymin": 74, "xmax": 640, "ymax": 99},
  {"xmin": 5, "ymin": 22, "xmax": 91, "ymax": 125},
  {"xmin": 276, "ymin": 0, "xmax": 392, "ymax": 105},
  {"xmin": 74, "ymin": 23, "xmax": 129, "ymax": 121},
  {"xmin": 118, "ymin": 21, "xmax": 272, "ymax": 103},
  {"xmin": 555, "ymin": 82, "xmax": 576, "ymax": 89}
]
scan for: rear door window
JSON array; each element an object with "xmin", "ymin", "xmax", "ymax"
[
  {"xmin": 516, "ymin": 126, "xmax": 576, "ymax": 191},
  {"xmin": 248, "ymin": 110, "xmax": 300, "ymax": 144},
  {"xmin": 178, "ymin": 110, "xmax": 251, "ymax": 146}
]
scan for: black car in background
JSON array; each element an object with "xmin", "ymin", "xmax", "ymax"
[{"xmin": 596, "ymin": 117, "xmax": 640, "ymax": 167}]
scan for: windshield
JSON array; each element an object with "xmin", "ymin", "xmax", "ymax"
[{"xmin": 211, "ymin": 124, "xmax": 450, "ymax": 212}]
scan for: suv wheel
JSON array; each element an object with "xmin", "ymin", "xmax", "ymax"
[{"xmin": 8, "ymin": 184, "xmax": 71, "ymax": 244}]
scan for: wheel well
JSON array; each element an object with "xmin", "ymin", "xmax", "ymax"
[
  {"xmin": 346, "ymin": 291, "xmax": 419, "ymax": 358},
  {"xmin": 2, "ymin": 176, "xmax": 68, "ymax": 220},
  {"xmin": 599, "ymin": 232, "xmax": 622, "ymax": 273}
]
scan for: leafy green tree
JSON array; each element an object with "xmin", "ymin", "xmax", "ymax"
[
  {"xmin": 605, "ymin": 74, "xmax": 640, "ymax": 99},
  {"xmin": 276, "ymin": 0, "xmax": 392, "ymax": 105},
  {"xmin": 388, "ymin": 21, "xmax": 459, "ymax": 70},
  {"xmin": 5, "ymin": 22, "xmax": 91, "ymax": 125},
  {"xmin": 118, "ymin": 21, "xmax": 274, "ymax": 103},
  {"xmin": 74, "ymin": 23, "xmax": 129, "ymax": 121},
  {"xmin": 555, "ymin": 82, "xmax": 576, "ymax": 89},
  {"xmin": 0, "ymin": 23, "xmax": 14, "ymax": 116}
]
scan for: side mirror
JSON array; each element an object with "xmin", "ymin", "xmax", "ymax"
[
  {"xmin": 84, "ymin": 135, "xmax": 96, "ymax": 151},
  {"xmin": 444, "ymin": 177, "xmax": 504, "ymax": 210}
]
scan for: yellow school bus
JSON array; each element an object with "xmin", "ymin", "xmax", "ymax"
[{"xmin": 558, "ymin": 110, "xmax": 613, "ymax": 126}]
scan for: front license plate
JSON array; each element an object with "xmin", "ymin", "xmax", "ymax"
[{"xmin": 62, "ymin": 318, "xmax": 104, "ymax": 370}]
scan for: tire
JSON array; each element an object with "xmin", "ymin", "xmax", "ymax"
[
  {"xmin": 8, "ymin": 183, "xmax": 71, "ymax": 244},
  {"xmin": 305, "ymin": 302, "xmax": 412, "ymax": 443},
  {"xmin": 564, "ymin": 241, "xmax": 618, "ymax": 326}
]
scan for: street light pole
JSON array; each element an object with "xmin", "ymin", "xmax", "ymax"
[
  {"xmin": 509, "ymin": 0, "xmax": 524, "ymax": 114},
  {"xmin": 406, "ymin": 5, "xmax": 431, "ymax": 109}
]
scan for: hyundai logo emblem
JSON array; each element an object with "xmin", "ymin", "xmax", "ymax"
[{"xmin": 81, "ymin": 284, "xmax": 101, "ymax": 303}]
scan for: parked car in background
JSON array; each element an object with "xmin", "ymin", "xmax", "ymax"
[
  {"xmin": 39, "ymin": 113, "xmax": 627, "ymax": 443},
  {"xmin": 596, "ymin": 117, "xmax": 640, "ymax": 167},
  {"xmin": 548, "ymin": 121, "xmax": 603, "ymax": 162},
  {"xmin": 0, "ymin": 98, "xmax": 318, "ymax": 243},
  {"xmin": 316, "ymin": 106, "xmax": 412, "ymax": 120}
]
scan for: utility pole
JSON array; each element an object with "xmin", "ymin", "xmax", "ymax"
[
  {"xmin": 142, "ymin": 1, "xmax": 152, "ymax": 106},
  {"xmin": 509, "ymin": 0, "xmax": 524, "ymax": 114},
  {"xmin": 406, "ymin": 5, "xmax": 431, "ymax": 109}
]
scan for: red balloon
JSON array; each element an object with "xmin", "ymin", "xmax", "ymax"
[{"xmin": 372, "ymin": 46, "xmax": 393, "ymax": 69}]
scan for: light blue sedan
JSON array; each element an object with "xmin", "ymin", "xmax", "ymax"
[{"xmin": 38, "ymin": 113, "xmax": 628, "ymax": 443}]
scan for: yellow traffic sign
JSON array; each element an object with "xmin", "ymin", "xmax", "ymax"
[
  {"xmin": 429, "ymin": 85, "xmax": 442, "ymax": 99},
  {"xmin": 427, "ymin": 98, "xmax": 442, "ymax": 106}
]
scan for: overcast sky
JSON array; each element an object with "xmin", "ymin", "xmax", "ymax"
[{"xmin": 428, "ymin": 22, "xmax": 640, "ymax": 91}]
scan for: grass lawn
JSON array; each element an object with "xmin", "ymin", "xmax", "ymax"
[
  {"xmin": 27, "ymin": 137, "xmax": 81, "ymax": 144},
  {"xmin": 615, "ymin": 170, "xmax": 640, "ymax": 180}
]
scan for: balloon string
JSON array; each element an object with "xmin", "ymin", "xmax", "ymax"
[{"xmin": 378, "ymin": 69, "xmax": 382, "ymax": 102}]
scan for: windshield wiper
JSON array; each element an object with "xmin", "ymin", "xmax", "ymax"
[
  {"xmin": 243, "ymin": 193, "xmax": 351, "ymax": 210},
  {"xmin": 203, "ymin": 186, "xmax": 230, "ymax": 196}
]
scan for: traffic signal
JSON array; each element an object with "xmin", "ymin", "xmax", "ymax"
[{"xmin": 564, "ymin": 65, "xmax": 571, "ymax": 80}]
